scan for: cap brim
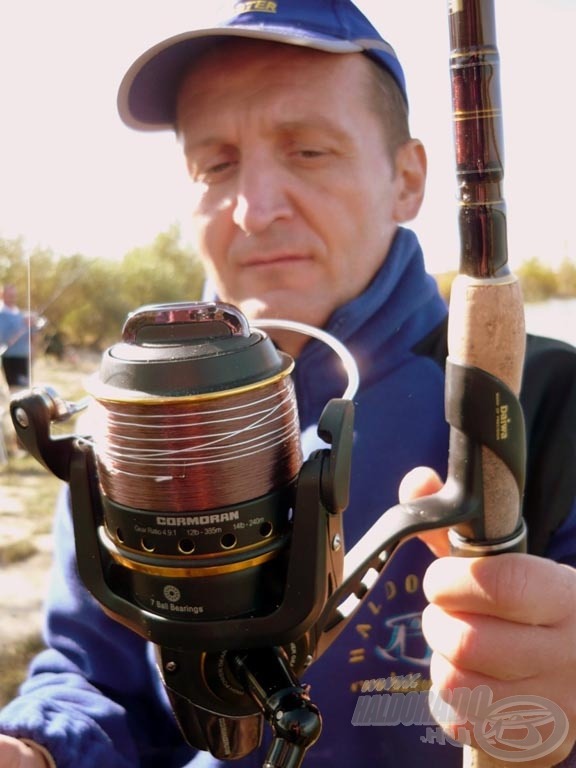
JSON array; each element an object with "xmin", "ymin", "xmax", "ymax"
[{"xmin": 117, "ymin": 26, "xmax": 365, "ymax": 132}]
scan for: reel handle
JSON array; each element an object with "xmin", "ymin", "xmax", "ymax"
[{"xmin": 232, "ymin": 647, "xmax": 322, "ymax": 768}]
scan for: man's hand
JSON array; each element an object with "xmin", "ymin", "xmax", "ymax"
[
  {"xmin": 400, "ymin": 467, "xmax": 576, "ymax": 765},
  {"xmin": 0, "ymin": 736, "xmax": 49, "ymax": 768}
]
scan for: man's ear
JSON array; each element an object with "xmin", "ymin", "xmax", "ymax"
[{"xmin": 393, "ymin": 139, "xmax": 427, "ymax": 223}]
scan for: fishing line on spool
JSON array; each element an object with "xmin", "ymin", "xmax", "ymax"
[
  {"xmin": 86, "ymin": 316, "xmax": 359, "ymax": 513},
  {"xmin": 96, "ymin": 386, "xmax": 300, "ymax": 470},
  {"xmin": 88, "ymin": 380, "xmax": 300, "ymax": 511}
]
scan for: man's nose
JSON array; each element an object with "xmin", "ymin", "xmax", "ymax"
[{"xmin": 232, "ymin": 159, "xmax": 293, "ymax": 234}]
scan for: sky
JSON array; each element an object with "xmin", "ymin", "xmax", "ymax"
[{"xmin": 1, "ymin": 0, "xmax": 575, "ymax": 277}]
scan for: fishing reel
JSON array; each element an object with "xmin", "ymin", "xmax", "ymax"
[
  {"xmin": 10, "ymin": 300, "xmax": 527, "ymax": 767},
  {"xmin": 11, "ymin": 301, "xmax": 356, "ymax": 764}
]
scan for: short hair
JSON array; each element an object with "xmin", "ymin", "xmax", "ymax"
[{"xmin": 364, "ymin": 57, "xmax": 411, "ymax": 160}]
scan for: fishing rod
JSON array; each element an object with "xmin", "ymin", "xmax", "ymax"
[
  {"xmin": 446, "ymin": 0, "xmax": 526, "ymax": 551},
  {"xmin": 447, "ymin": 1, "xmax": 533, "ymax": 765},
  {"xmin": 0, "ymin": 264, "xmax": 87, "ymax": 362}
]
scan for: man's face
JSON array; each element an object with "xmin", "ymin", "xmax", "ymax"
[
  {"xmin": 177, "ymin": 41, "xmax": 423, "ymax": 350},
  {"xmin": 2, "ymin": 285, "xmax": 17, "ymax": 307}
]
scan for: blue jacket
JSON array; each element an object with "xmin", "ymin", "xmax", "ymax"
[{"xmin": 1, "ymin": 227, "xmax": 575, "ymax": 767}]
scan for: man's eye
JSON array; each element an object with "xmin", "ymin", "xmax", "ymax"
[
  {"xmin": 191, "ymin": 157, "xmax": 236, "ymax": 182},
  {"xmin": 296, "ymin": 148, "xmax": 325, "ymax": 159},
  {"xmin": 207, "ymin": 160, "xmax": 234, "ymax": 174}
]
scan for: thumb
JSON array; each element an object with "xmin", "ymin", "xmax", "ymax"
[
  {"xmin": 398, "ymin": 467, "xmax": 450, "ymax": 558},
  {"xmin": 0, "ymin": 736, "xmax": 49, "ymax": 768}
]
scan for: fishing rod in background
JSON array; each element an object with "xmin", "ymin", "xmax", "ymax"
[
  {"xmin": 0, "ymin": 264, "xmax": 89, "ymax": 362},
  {"xmin": 8, "ymin": 1, "xmax": 531, "ymax": 765}
]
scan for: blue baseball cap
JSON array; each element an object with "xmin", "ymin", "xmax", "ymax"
[{"xmin": 117, "ymin": 0, "xmax": 407, "ymax": 131}]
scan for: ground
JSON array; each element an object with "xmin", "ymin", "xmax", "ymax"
[{"xmin": 0, "ymin": 351, "xmax": 99, "ymax": 706}]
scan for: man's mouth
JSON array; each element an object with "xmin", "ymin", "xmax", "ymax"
[{"xmin": 242, "ymin": 253, "xmax": 312, "ymax": 268}]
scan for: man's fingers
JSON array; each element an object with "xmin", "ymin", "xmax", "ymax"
[
  {"xmin": 422, "ymin": 604, "xmax": 558, "ymax": 680},
  {"xmin": 398, "ymin": 467, "xmax": 451, "ymax": 557},
  {"xmin": 398, "ymin": 466, "xmax": 443, "ymax": 502},
  {"xmin": 423, "ymin": 553, "xmax": 576, "ymax": 626},
  {"xmin": 0, "ymin": 736, "xmax": 48, "ymax": 768}
]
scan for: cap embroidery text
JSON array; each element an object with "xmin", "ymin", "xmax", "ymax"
[{"xmin": 234, "ymin": 1, "xmax": 278, "ymax": 14}]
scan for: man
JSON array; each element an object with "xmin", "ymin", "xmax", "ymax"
[
  {"xmin": 0, "ymin": 285, "xmax": 32, "ymax": 390},
  {"xmin": 1, "ymin": 1, "xmax": 575, "ymax": 766}
]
